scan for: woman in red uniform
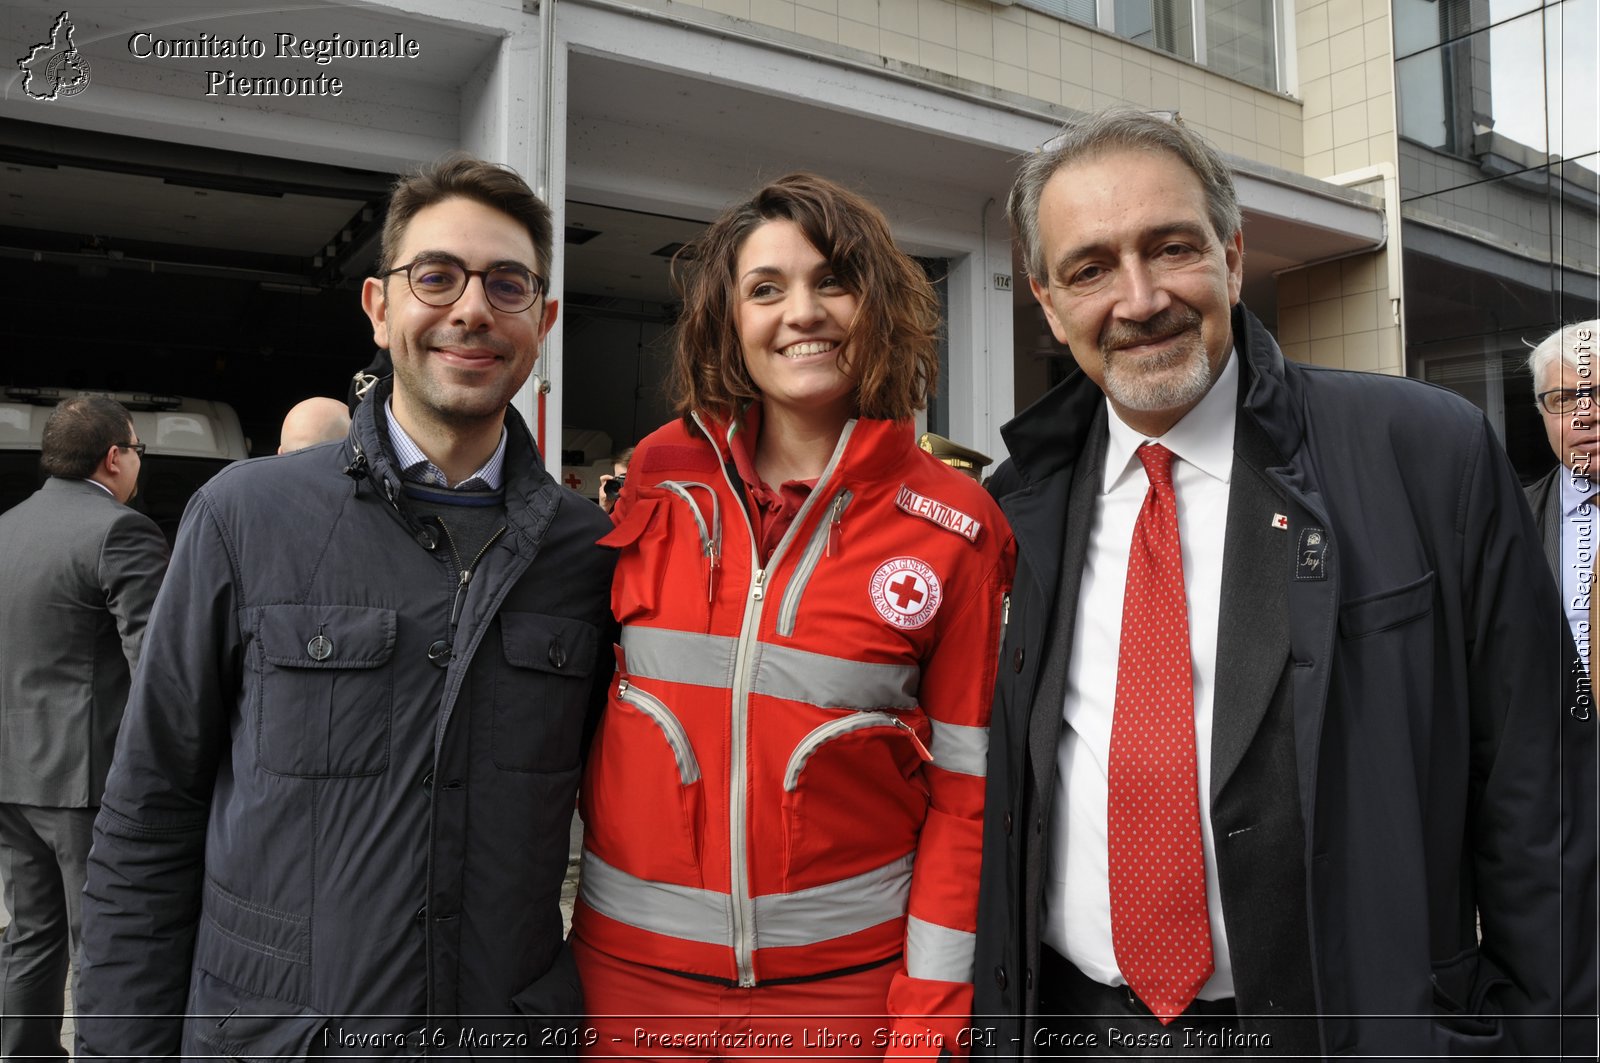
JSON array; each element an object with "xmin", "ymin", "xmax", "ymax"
[{"xmin": 573, "ymin": 174, "xmax": 1014, "ymax": 1058}]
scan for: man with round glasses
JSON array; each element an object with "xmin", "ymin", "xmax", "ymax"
[
  {"xmin": 76, "ymin": 155, "xmax": 616, "ymax": 1055},
  {"xmin": 1527, "ymin": 319, "xmax": 1600, "ymax": 674}
]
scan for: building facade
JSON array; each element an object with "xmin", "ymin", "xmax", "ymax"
[{"xmin": 0, "ymin": 0, "xmax": 1593, "ymax": 476}]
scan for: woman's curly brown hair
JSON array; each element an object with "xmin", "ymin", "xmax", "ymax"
[{"xmin": 670, "ymin": 173, "xmax": 940, "ymax": 425}]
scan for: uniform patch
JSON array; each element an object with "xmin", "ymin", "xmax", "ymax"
[
  {"xmin": 895, "ymin": 484, "xmax": 982, "ymax": 543},
  {"xmin": 870, "ymin": 556, "xmax": 943, "ymax": 630}
]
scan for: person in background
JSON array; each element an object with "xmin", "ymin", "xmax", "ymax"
[
  {"xmin": 277, "ymin": 396, "xmax": 352, "ymax": 453},
  {"xmin": 1525, "ymin": 320, "xmax": 1600, "ymax": 675},
  {"xmin": 596, "ymin": 445, "xmax": 634, "ymax": 514},
  {"xmin": 975, "ymin": 107, "xmax": 1594, "ymax": 1057},
  {"xmin": 74, "ymin": 154, "xmax": 616, "ymax": 1056},
  {"xmin": 0, "ymin": 396, "xmax": 167, "ymax": 1057},
  {"xmin": 573, "ymin": 173, "xmax": 1014, "ymax": 1057},
  {"xmin": 918, "ymin": 432, "xmax": 992, "ymax": 482}
]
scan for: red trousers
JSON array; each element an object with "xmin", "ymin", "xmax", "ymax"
[{"xmin": 575, "ymin": 937, "xmax": 897, "ymax": 1061}]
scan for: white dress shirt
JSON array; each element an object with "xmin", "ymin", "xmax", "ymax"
[
  {"xmin": 1043, "ymin": 351, "xmax": 1239, "ymax": 999},
  {"xmin": 1557, "ymin": 468, "xmax": 1596, "ymax": 671}
]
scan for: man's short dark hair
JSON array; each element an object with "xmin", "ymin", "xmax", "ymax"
[
  {"xmin": 40, "ymin": 395, "xmax": 134, "ymax": 480},
  {"xmin": 378, "ymin": 153, "xmax": 554, "ymax": 276},
  {"xmin": 1008, "ymin": 107, "xmax": 1243, "ymax": 284}
]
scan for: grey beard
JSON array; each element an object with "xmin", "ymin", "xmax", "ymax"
[{"xmin": 1102, "ymin": 338, "xmax": 1214, "ymax": 413}]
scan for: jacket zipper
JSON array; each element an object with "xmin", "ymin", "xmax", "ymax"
[
  {"xmin": 782, "ymin": 711, "xmax": 932, "ymax": 792},
  {"xmin": 656, "ymin": 480, "xmax": 723, "ymax": 602},
  {"xmin": 693, "ymin": 412, "xmax": 857, "ymax": 986},
  {"xmin": 775, "ymin": 490, "xmax": 853, "ymax": 638},
  {"xmin": 617, "ymin": 679, "xmax": 701, "ymax": 785},
  {"xmin": 436, "ymin": 521, "xmax": 508, "ymax": 650}
]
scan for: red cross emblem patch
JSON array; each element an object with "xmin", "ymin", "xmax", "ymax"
[{"xmin": 869, "ymin": 556, "xmax": 943, "ymax": 630}]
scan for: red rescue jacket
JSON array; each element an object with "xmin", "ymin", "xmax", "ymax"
[{"xmin": 575, "ymin": 409, "xmax": 1014, "ymax": 1051}]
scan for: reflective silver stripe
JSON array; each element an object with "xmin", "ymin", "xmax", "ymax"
[
  {"xmin": 656, "ymin": 481, "xmax": 714, "ymax": 558},
  {"xmin": 622, "ymin": 626, "xmax": 920, "ymax": 710},
  {"xmin": 753, "ymin": 644, "xmax": 919, "ymax": 710},
  {"xmin": 617, "ymin": 682, "xmax": 701, "ymax": 785},
  {"xmin": 777, "ymin": 490, "xmax": 853, "ymax": 638},
  {"xmin": 783, "ymin": 711, "xmax": 903, "ymax": 792},
  {"xmin": 579, "ymin": 849, "xmax": 913, "ymax": 951},
  {"xmin": 752, "ymin": 853, "xmax": 914, "ymax": 948},
  {"xmin": 579, "ymin": 849, "xmax": 730, "ymax": 946},
  {"xmin": 905, "ymin": 915, "xmax": 976, "ymax": 982},
  {"xmin": 928, "ymin": 719, "xmax": 989, "ymax": 778},
  {"xmin": 621, "ymin": 626, "xmax": 736, "ymax": 688}
]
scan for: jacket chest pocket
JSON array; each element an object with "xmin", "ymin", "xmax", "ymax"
[
  {"xmin": 598, "ymin": 497, "xmax": 672, "ymax": 621},
  {"xmin": 252, "ymin": 604, "xmax": 396, "ymax": 778},
  {"xmin": 492, "ymin": 611, "xmax": 599, "ymax": 773}
]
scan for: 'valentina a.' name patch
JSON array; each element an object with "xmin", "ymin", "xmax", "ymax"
[{"xmin": 896, "ymin": 484, "xmax": 981, "ymax": 543}]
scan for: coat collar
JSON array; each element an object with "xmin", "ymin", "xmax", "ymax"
[
  {"xmin": 692, "ymin": 403, "xmax": 919, "ymax": 488},
  {"xmin": 999, "ymin": 303, "xmax": 1306, "ymax": 485},
  {"xmin": 348, "ymin": 376, "xmax": 557, "ymax": 554}
]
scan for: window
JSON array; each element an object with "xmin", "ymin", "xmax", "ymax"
[{"xmin": 1017, "ymin": 0, "xmax": 1283, "ymax": 91}]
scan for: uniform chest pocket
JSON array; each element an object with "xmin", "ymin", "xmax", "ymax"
[
  {"xmin": 493, "ymin": 611, "xmax": 599, "ymax": 773},
  {"xmin": 252, "ymin": 604, "xmax": 396, "ymax": 779},
  {"xmin": 598, "ymin": 497, "xmax": 672, "ymax": 621}
]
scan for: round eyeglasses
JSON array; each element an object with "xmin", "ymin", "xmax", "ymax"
[{"xmin": 380, "ymin": 257, "xmax": 547, "ymax": 314}]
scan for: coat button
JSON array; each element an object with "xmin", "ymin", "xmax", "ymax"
[
  {"xmin": 1012, "ymin": 647, "xmax": 1024, "ymax": 673},
  {"xmin": 1026, "ymin": 967, "xmax": 1034, "ymax": 991},
  {"xmin": 414, "ymin": 905, "xmax": 427, "ymax": 922},
  {"xmin": 421, "ymin": 772, "xmax": 434, "ymax": 792},
  {"xmin": 306, "ymin": 635, "xmax": 333, "ymax": 661},
  {"xmin": 1003, "ymin": 811, "xmax": 1013, "ymax": 835},
  {"xmin": 994, "ymin": 965, "xmax": 1007, "ymax": 991},
  {"xmin": 548, "ymin": 637, "xmax": 567, "ymax": 670},
  {"xmin": 416, "ymin": 526, "xmax": 438, "ymax": 550},
  {"xmin": 427, "ymin": 639, "xmax": 451, "ymax": 667}
]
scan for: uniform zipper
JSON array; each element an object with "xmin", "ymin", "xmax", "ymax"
[
  {"xmin": 656, "ymin": 480, "xmax": 723, "ymax": 602},
  {"xmin": 775, "ymin": 490, "xmax": 853, "ymax": 638},
  {"xmin": 782, "ymin": 711, "xmax": 932, "ymax": 792},
  {"xmin": 693, "ymin": 412, "xmax": 857, "ymax": 986},
  {"xmin": 617, "ymin": 679, "xmax": 701, "ymax": 785}
]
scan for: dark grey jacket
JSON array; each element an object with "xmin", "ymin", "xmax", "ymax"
[
  {"xmin": 76, "ymin": 382, "xmax": 616, "ymax": 1059},
  {"xmin": 974, "ymin": 306, "xmax": 1596, "ymax": 1058},
  {"xmin": 0, "ymin": 477, "xmax": 167, "ymax": 807}
]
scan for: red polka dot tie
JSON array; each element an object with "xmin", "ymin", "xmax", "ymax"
[{"xmin": 1107, "ymin": 442, "xmax": 1213, "ymax": 1023}]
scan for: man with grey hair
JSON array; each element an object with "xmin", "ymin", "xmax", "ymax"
[
  {"xmin": 976, "ymin": 108, "xmax": 1594, "ymax": 1057},
  {"xmin": 1525, "ymin": 320, "xmax": 1600, "ymax": 674}
]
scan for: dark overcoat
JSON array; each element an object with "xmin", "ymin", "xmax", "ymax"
[
  {"xmin": 75, "ymin": 380, "xmax": 616, "ymax": 1058},
  {"xmin": 974, "ymin": 305, "xmax": 1597, "ymax": 1058}
]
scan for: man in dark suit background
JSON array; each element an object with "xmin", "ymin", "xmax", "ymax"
[
  {"xmin": 974, "ymin": 108, "xmax": 1595, "ymax": 1057},
  {"xmin": 0, "ymin": 395, "xmax": 167, "ymax": 1056},
  {"xmin": 1525, "ymin": 320, "xmax": 1600, "ymax": 676}
]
